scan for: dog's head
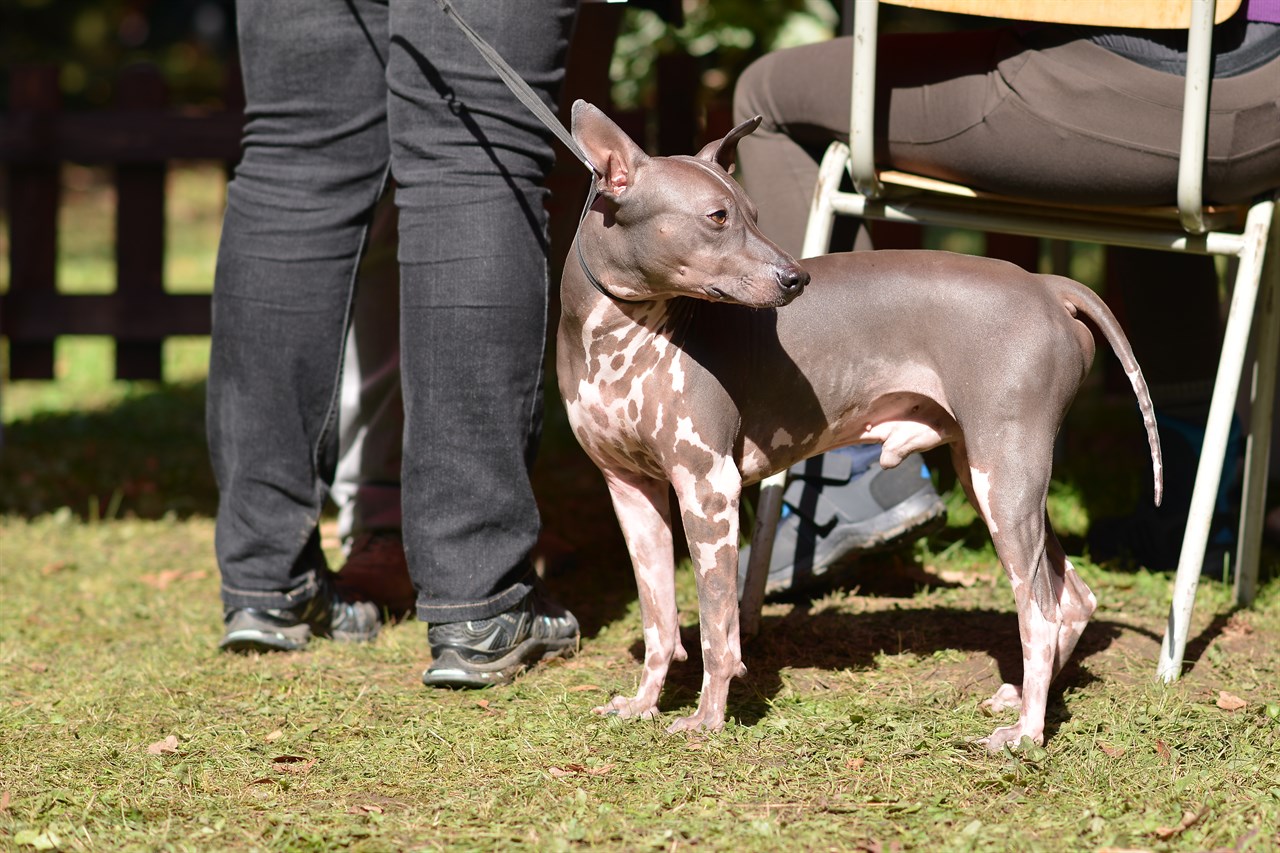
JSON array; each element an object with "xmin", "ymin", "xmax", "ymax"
[{"xmin": 570, "ymin": 100, "xmax": 807, "ymax": 308}]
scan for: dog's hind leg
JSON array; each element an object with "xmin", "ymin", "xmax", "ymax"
[
  {"xmin": 594, "ymin": 470, "xmax": 688, "ymax": 721},
  {"xmin": 956, "ymin": 431, "xmax": 1069, "ymax": 751},
  {"xmin": 667, "ymin": 454, "xmax": 747, "ymax": 733},
  {"xmin": 1045, "ymin": 520, "xmax": 1097, "ymax": 679},
  {"xmin": 976, "ymin": 516, "xmax": 1098, "ymax": 720}
]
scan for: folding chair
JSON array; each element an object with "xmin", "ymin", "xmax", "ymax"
[{"xmin": 739, "ymin": 0, "xmax": 1279, "ymax": 685}]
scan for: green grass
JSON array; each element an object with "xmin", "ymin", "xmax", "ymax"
[
  {"xmin": 3, "ymin": 165, "xmax": 1280, "ymax": 851},
  {"xmin": 2, "ymin": 511, "xmax": 1278, "ymax": 851}
]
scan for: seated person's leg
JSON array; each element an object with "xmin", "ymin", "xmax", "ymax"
[
  {"xmin": 733, "ymin": 25, "xmax": 1280, "ymax": 583},
  {"xmin": 732, "ymin": 35, "xmax": 974, "ymax": 596}
]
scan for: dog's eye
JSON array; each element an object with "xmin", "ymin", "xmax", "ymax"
[{"xmin": 707, "ymin": 210, "xmax": 728, "ymax": 225}]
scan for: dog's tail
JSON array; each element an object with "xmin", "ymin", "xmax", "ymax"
[{"xmin": 1051, "ymin": 277, "xmax": 1163, "ymax": 507}]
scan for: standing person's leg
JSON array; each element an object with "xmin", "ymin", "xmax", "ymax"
[
  {"xmin": 210, "ymin": 0, "xmax": 388, "ymax": 650},
  {"xmin": 331, "ymin": 194, "xmax": 415, "ymax": 616},
  {"xmin": 386, "ymin": 0, "xmax": 580, "ymax": 685}
]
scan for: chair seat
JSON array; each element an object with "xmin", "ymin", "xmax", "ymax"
[{"xmin": 877, "ymin": 170, "xmax": 1251, "ymax": 231}]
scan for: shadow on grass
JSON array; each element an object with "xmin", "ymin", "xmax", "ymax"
[
  {"xmin": 649, "ymin": 605, "xmax": 1148, "ymax": 730},
  {"xmin": 0, "ymin": 372, "xmax": 648, "ymax": 639},
  {"xmin": 0, "ymin": 379, "xmax": 218, "ymax": 519}
]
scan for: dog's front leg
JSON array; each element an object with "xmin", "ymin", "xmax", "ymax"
[
  {"xmin": 594, "ymin": 470, "xmax": 687, "ymax": 721},
  {"xmin": 666, "ymin": 456, "xmax": 746, "ymax": 733}
]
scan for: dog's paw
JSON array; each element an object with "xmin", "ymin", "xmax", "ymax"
[
  {"xmin": 975, "ymin": 722, "xmax": 1043, "ymax": 753},
  {"xmin": 665, "ymin": 710, "xmax": 726, "ymax": 734},
  {"xmin": 980, "ymin": 683, "xmax": 1021, "ymax": 716},
  {"xmin": 592, "ymin": 695, "xmax": 658, "ymax": 720}
]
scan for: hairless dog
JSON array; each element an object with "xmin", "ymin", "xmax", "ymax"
[{"xmin": 557, "ymin": 101, "xmax": 1162, "ymax": 750}]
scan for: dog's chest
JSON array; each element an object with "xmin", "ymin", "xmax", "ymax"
[{"xmin": 563, "ymin": 304, "xmax": 703, "ymax": 478}]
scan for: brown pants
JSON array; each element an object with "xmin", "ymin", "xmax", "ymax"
[
  {"xmin": 734, "ymin": 29, "xmax": 1280, "ymax": 253},
  {"xmin": 733, "ymin": 28, "xmax": 1280, "ymax": 395}
]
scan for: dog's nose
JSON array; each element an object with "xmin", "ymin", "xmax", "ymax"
[{"xmin": 777, "ymin": 266, "xmax": 809, "ymax": 293}]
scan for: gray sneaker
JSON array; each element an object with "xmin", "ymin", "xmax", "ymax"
[
  {"xmin": 738, "ymin": 447, "xmax": 947, "ymax": 600},
  {"xmin": 422, "ymin": 586, "xmax": 579, "ymax": 688},
  {"xmin": 219, "ymin": 573, "xmax": 382, "ymax": 653}
]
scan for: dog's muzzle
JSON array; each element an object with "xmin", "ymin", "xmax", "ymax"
[{"xmin": 776, "ymin": 264, "xmax": 809, "ymax": 301}]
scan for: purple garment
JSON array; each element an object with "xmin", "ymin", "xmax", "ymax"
[{"xmin": 1248, "ymin": 0, "xmax": 1280, "ymax": 24}]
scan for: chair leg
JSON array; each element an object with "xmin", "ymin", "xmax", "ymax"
[
  {"xmin": 740, "ymin": 471, "xmax": 785, "ymax": 639},
  {"xmin": 740, "ymin": 142, "xmax": 854, "ymax": 640},
  {"xmin": 1234, "ymin": 204, "xmax": 1279, "ymax": 607},
  {"xmin": 1158, "ymin": 197, "xmax": 1277, "ymax": 681},
  {"xmin": 801, "ymin": 142, "xmax": 853, "ymax": 259}
]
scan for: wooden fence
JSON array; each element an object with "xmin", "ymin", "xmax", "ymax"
[{"xmin": 1, "ymin": 63, "xmax": 243, "ymax": 380}]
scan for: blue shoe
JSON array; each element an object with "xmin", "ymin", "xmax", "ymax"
[{"xmin": 738, "ymin": 446, "xmax": 946, "ymax": 600}]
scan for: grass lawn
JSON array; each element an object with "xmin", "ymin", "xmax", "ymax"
[{"xmin": 2, "ymin": 165, "xmax": 1279, "ymax": 851}]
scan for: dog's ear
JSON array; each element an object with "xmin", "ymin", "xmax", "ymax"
[
  {"xmin": 572, "ymin": 99, "xmax": 648, "ymax": 202},
  {"xmin": 695, "ymin": 115, "xmax": 762, "ymax": 174}
]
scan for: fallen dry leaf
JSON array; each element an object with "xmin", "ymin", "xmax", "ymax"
[
  {"xmin": 347, "ymin": 803, "xmax": 385, "ymax": 815},
  {"xmin": 1097, "ymin": 741, "xmax": 1127, "ymax": 759},
  {"xmin": 1, "ymin": 790, "xmax": 10, "ymax": 813},
  {"xmin": 1153, "ymin": 808, "xmax": 1205, "ymax": 840},
  {"xmin": 846, "ymin": 757, "xmax": 866, "ymax": 770},
  {"xmin": 40, "ymin": 561, "xmax": 71, "ymax": 576},
  {"xmin": 28, "ymin": 663, "xmax": 48, "ymax": 674},
  {"xmin": 567, "ymin": 684, "xmax": 602, "ymax": 693},
  {"xmin": 1222, "ymin": 612, "xmax": 1254, "ymax": 639},
  {"xmin": 139, "ymin": 569, "xmax": 208, "ymax": 590},
  {"xmin": 548, "ymin": 763, "xmax": 615, "ymax": 778},
  {"xmin": 265, "ymin": 730, "xmax": 284, "ymax": 742},
  {"xmin": 1154, "ymin": 740, "xmax": 1171, "ymax": 762},
  {"xmin": 272, "ymin": 755, "xmax": 317, "ymax": 774},
  {"xmin": 1216, "ymin": 691, "xmax": 1247, "ymax": 711},
  {"xmin": 146, "ymin": 735, "xmax": 179, "ymax": 755}
]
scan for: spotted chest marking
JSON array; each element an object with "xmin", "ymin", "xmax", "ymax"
[{"xmin": 565, "ymin": 300, "xmax": 691, "ymax": 477}]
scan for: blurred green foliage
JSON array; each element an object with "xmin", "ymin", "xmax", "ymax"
[
  {"xmin": 611, "ymin": 0, "xmax": 838, "ymax": 109},
  {"xmin": 3, "ymin": 0, "xmax": 989, "ymax": 114},
  {"xmin": 2, "ymin": 0, "xmax": 845, "ymax": 112},
  {"xmin": 1, "ymin": 0, "xmax": 236, "ymax": 109}
]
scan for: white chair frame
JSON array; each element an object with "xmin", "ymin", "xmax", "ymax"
[{"xmin": 739, "ymin": 0, "xmax": 1279, "ymax": 686}]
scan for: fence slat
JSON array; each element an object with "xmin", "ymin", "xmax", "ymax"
[
  {"xmin": 114, "ymin": 65, "xmax": 169, "ymax": 379},
  {"xmin": 2, "ymin": 293, "xmax": 210, "ymax": 338},
  {"xmin": 6, "ymin": 66, "xmax": 61, "ymax": 379}
]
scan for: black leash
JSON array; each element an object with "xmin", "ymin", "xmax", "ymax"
[
  {"xmin": 436, "ymin": 0, "xmax": 637, "ymax": 303},
  {"xmin": 436, "ymin": 0, "xmax": 592, "ymax": 171}
]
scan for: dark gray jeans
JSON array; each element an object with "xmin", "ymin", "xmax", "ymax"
[{"xmin": 208, "ymin": 0, "xmax": 576, "ymax": 622}]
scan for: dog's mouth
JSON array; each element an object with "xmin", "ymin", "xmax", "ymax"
[{"xmin": 703, "ymin": 280, "xmax": 803, "ymax": 308}]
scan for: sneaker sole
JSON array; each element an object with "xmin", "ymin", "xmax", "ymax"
[
  {"xmin": 422, "ymin": 635, "xmax": 579, "ymax": 689},
  {"xmin": 219, "ymin": 629, "xmax": 311, "ymax": 653}
]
